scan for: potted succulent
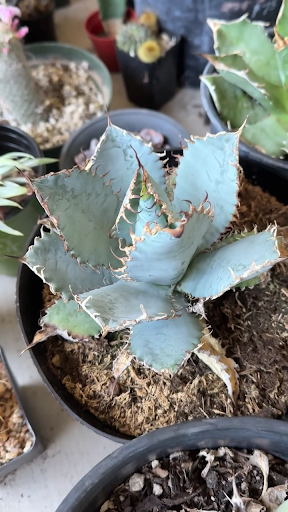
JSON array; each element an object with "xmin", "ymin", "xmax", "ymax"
[
  {"xmin": 134, "ymin": 0, "xmax": 282, "ymax": 86},
  {"xmin": 16, "ymin": 122, "xmax": 288, "ymax": 443},
  {"xmin": 200, "ymin": 0, "xmax": 288, "ymax": 192},
  {"xmin": 116, "ymin": 11, "xmax": 180, "ymax": 109},
  {"xmin": 0, "ymin": 123, "xmax": 56, "ymax": 276},
  {"xmin": 16, "ymin": 0, "xmax": 56, "ymax": 43},
  {"xmin": 0, "ymin": 5, "xmax": 112, "ymax": 170},
  {"xmin": 85, "ymin": 0, "xmax": 137, "ymax": 72},
  {"xmin": 55, "ymin": 418, "xmax": 288, "ymax": 512}
]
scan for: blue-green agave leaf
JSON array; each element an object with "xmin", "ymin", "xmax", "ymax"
[
  {"xmin": 242, "ymin": 114, "xmax": 288, "ymax": 157},
  {"xmin": 208, "ymin": 15, "xmax": 282, "ymax": 86},
  {"xmin": 31, "ymin": 167, "xmax": 122, "ymax": 268},
  {"xmin": 177, "ymin": 227, "xmax": 288, "ymax": 299},
  {"xmin": 22, "ymin": 298, "xmax": 102, "ymax": 352},
  {"xmin": 112, "ymin": 163, "xmax": 179, "ymax": 245},
  {"xmin": 173, "ymin": 130, "xmax": 240, "ymax": 252},
  {"xmin": 23, "ymin": 229, "xmax": 117, "ymax": 301},
  {"xmin": 42, "ymin": 299, "xmax": 102, "ymax": 339},
  {"xmin": 90, "ymin": 124, "xmax": 166, "ymax": 200},
  {"xmin": 121, "ymin": 205, "xmax": 213, "ymax": 286},
  {"xmin": 75, "ymin": 280, "xmax": 175, "ymax": 333},
  {"xmin": 130, "ymin": 304, "xmax": 203, "ymax": 373}
]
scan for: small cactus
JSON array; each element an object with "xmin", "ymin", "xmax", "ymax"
[
  {"xmin": 116, "ymin": 22, "xmax": 152, "ymax": 57},
  {"xmin": 137, "ymin": 39, "xmax": 161, "ymax": 63},
  {"xmin": 0, "ymin": 4, "xmax": 46, "ymax": 124},
  {"xmin": 98, "ymin": 0, "xmax": 126, "ymax": 38}
]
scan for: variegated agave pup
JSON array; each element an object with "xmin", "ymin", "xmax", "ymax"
[{"xmin": 22, "ymin": 123, "xmax": 288, "ymax": 402}]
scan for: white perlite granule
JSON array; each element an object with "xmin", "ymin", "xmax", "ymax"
[{"xmin": 0, "ymin": 60, "xmax": 106, "ymax": 149}]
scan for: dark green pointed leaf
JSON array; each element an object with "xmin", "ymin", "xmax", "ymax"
[
  {"xmin": 173, "ymin": 126, "xmax": 240, "ymax": 252},
  {"xmin": 90, "ymin": 124, "xmax": 166, "ymax": 200},
  {"xmin": 209, "ymin": 16, "xmax": 281, "ymax": 85},
  {"xmin": 204, "ymin": 54, "xmax": 288, "ymax": 113},
  {"xmin": 75, "ymin": 280, "xmax": 174, "ymax": 332},
  {"xmin": 177, "ymin": 228, "xmax": 287, "ymax": 299},
  {"xmin": 32, "ymin": 167, "xmax": 122, "ymax": 268},
  {"xmin": 130, "ymin": 307, "xmax": 203, "ymax": 373},
  {"xmin": 23, "ymin": 229, "xmax": 117, "ymax": 301},
  {"xmin": 276, "ymin": 0, "xmax": 288, "ymax": 41},
  {"xmin": 42, "ymin": 298, "xmax": 102, "ymax": 339}
]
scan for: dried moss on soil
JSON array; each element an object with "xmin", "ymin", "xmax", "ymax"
[{"xmin": 42, "ymin": 178, "xmax": 288, "ymax": 437}]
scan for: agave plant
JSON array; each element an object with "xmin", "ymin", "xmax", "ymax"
[
  {"xmin": 201, "ymin": 0, "xmax": 288, "ymax": 158},
  {"xmin": 0, "ymin": 152, "xmax": 56, "ymax": 236},
  {"xmin": 22, "ymin": 123, "xmax": 288, "ymax": 401}
]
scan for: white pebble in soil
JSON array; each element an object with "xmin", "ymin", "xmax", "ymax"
[
  {"xmin": 129, "ymin": 473, "xmax": 145, "ymax": 492},
  {"xmin": 153, "ymin": 483, "xmax": 163, "ymax": 496}
]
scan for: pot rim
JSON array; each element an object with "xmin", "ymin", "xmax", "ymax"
[
  {"xmin": 59, "ymin": 108, "xmax": 191, "ymax": 169},
  {"xmin": 200, "ymin": 62, "xmax": 288, "ymax": 178},
  {"xmin": 55, "ymin": 416, "xmax": 288, "ymax": 512}
]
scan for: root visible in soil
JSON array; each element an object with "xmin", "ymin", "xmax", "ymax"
[
  {"xmin": 42, "ymin": 178, "xmax": 288, "ymax": 437},
  {"xmin": 101, "ymin": 448, "xmax": 288, "ymax": 512},
  {"xmin": 0, "ymin": 60, "xmax": 105, "ymax": 149}
]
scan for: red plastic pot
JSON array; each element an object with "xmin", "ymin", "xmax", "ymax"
[{"xmin": 85, "ymin": 8, "xmax": 137, "ymax": 72}]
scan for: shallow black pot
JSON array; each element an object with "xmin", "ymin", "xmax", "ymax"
[
  {"xmin": 135, "ymin": 0, "xmax": 282, "ymax": 87},
  {"xmin": 55, "ymin": 418, "xmax": 288, "ymax": 512},
  {"xmin": 20, "ymin": 4, "xmax": 56, "ymax": 44},
  {"xmin": 200, "ymin": 62, "xmax": 288, "ymax": 205},
  {"xmin": 116, "ymin": 40, "xmax": 180, "ymax": 109},
  {"xmin": 60, "ymin": 108, "xmax": 190, "ymax": 169},
  {"xmin": 0, "ymin": 124, "xmax": 45, "ymax": 276}
]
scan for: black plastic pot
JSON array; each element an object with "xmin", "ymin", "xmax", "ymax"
[
  {"xmin": 60, "ymin": 108, "xmax": 190, "ymax": 170},
  {"xmin": 0, "ymin": 124, "xmax": 45, "ymax": 277},
  {"xmin": 200, "ymin": 62, "xmax": 288, "ymax": 205},
  {"xmin": 20, "ymin": 2, "xmax": 56, "ymax": 44},
  {"xmin": 116, "ymin": 39, "xmax": 180, "ymax": 109},
  {"xmin": 55, "ymin": 417, "xmax": 288, "ymax": 512},
  {"xmin": 135, "ymin": 0, "xmax": 282, "ymax": 87}
]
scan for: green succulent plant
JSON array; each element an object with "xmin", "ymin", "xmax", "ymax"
[
  {"xmin": 98, "ymin": 0, "xmax": 126, "ymax": 38},
  {"xmin": 116, "ymin": 22, "xmax": 153, "ymax": 57},
  {"xmin": 0, "ymin": 151, "xmax": 56, "ymax": 236},
  {"xmin": 22, "ymin": 124, "xmax": 288, "ymax": 401},
  {"xmin": 201, "ymin": 0, "xmax": 288, "ymax": 158}
]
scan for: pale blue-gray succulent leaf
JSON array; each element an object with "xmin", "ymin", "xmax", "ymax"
[
  {"xmin": 41, "ymin": 298, "xmax": 102, "ymax": 339},
  {"xmin": 177, "ymin": 228, "xmax": 287, "ymax": 299},
  {"xmin": 31, "ymin": 167, "xmax": 122, "ymax": 268},
  {"xmin": 90, "ymin": 124, "xmax": 166, "ymax": 200},
  {"xmin": 122, "ymin": 208, "xmax": 213, "ymax": 285},
  {"xmin": 75, "ymin": 280, "xmax": 175, "ymax": 332},
  {"xmin": 130, "ymin": 302, "xmax": 203, "ymax": 373},
  {"xmin": 172, "ymin": 130, "xmax": 240, "ymax": 252},
  {"xmin": 23, "ymin": 229, "xmax": 117, "ymax": 301}
]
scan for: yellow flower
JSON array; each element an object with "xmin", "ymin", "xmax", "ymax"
[
  {"xmin": 137, "ymin": 39, "xmax": 161, "ymax": 64},
  {"xmin": 138, "ymin": 11, "xmax": 158, "ymax": 33}
]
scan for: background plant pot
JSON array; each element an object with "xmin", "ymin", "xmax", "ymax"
[
  {"xmin": 55, "ymin": 0, "xmax": 69, "ymax": 8},
  {"xmin": 116, "ymin": 39, "xmax": 180, "ymax": 109},
  {"xmin": 85, "ymin": 8, "xmax": 137, "ymax": 73},
  {"xmin": 0, "ymin": 124, "xmax": 45, "ymax": 277},
  {"xmin": 24, "ymin": 42, "xmax": 112, "ymax": 171},
  {"xmin": 19, "ymin": 1, "xmax": 56, "ymax": 44},
  {"xmin": 135, "ymin": 0, "xmax": 282, "ymax": 87},
  {"xmin": 200, "ymin": 62, "xmax": 288, "ymax": 205},
  {"xmin": 55, "ymin": 417, "xmax": 288, "ymax": 512},
  {"xmin": 60, "ymin": 108, "xmax": 190, "ymax": 169}
]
